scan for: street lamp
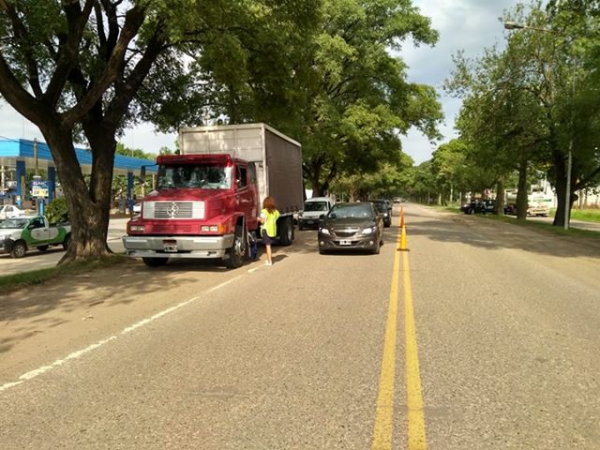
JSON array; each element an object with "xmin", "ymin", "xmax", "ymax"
[{"xmin": 504, "ymin": 21, "xmax": 572, "ymax": 230}]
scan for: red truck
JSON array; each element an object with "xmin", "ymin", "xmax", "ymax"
[{"xmin": 122, "ymin": 123, "xmax": 303, "ymax": 268}]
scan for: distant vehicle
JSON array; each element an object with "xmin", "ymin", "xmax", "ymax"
[
  {"xmin": 393, "ymin": 197, "xmax": 402, "ymax": 204},
  {"xmin": 527, "ymin": 203, "xmax": 550, "ymax": 217},
  {"xmin": 0, "ymin": 204, "xmax": 26, "ymax": 221},
  {"xmin": 461, "ymin": 199, "xmax": 495, "ymax": 215},
  {"xmin": 318, "ymin": 202, "xmax": 384, "ymax": 255},
  {"xmin": 504, "ymin": 203, "xmax": 517, "ymax": 215},
  {"xmin": 369, "ymin": 199, "xmax": 392, "ymax": 227},
  {"xmin": 298, "ymin": 197, "xmax": 335, "ymax": 230},
  {"xmin": 0, "ymin": 216, "xmax": 71, "ymax": 258}
]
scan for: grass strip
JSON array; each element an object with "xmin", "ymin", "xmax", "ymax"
[
  {"xmin": 549, "ymin": 208, "xmax": 600, "ymax": 223},
  {"xmin": 0, "ymin": 255, "xmax": 129, "ymax": 294},
  {"xmin": 482, "ymin": 214, "xmax": 600, "ymax": 239}
]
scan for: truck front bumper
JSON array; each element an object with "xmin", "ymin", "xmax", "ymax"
[{"xmin": 122, "ymin": 234, "xmax": 235, "ymax": 259}]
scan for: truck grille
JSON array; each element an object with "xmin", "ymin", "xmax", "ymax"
[
  {"xmin": 151, "ymin": 224, "xmax": 194, "ymax": 234},
  {"xmin": 143, "ymin": 201, "xmax": 205, "ymax": 220}
]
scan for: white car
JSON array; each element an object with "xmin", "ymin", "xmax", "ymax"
[
  {"xmin": 0, "ymin": 205, "xmax": 26, "ymax": 221},
  {"xmin": 298, "ymin": 197, "xmax": 336, "ymax": 230}
]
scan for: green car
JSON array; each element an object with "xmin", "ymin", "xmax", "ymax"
[{"xmin": 0, "ymin": 216, "xmax": 72, "ymax": 258}]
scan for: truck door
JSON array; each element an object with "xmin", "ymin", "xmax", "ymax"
[{"xmin": 235, "ymin": 163, "xmax": 255, "ymax": 229}]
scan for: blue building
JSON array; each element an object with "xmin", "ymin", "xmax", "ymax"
[{"xmin": 0, "ymin": 138, "xmax": 157, "ymax": 212}]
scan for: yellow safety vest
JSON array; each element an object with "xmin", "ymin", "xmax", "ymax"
[{"xmin": 260, "ymin": 208, "xmax": 280, "ymax": 237}]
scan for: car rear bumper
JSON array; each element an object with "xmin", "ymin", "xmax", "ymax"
[{"xmin": 122, "ymin": 234, "xmax": 235, "ymax": 259}]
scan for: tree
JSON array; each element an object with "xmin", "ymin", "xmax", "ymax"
[
  {"xmin": 0, "ymin": 0, "xmax": 318, "ymax": 262},
  {"xmin": 264, "ymin": 0, "xmax": 442, "ymax": 196},
  {"xmin": 430, "ymin": 139, "xmax": 469, "ymax": 206},
  {"xmin": 447, "ymin": 1, "xmax": 600, "ymax": 226}
]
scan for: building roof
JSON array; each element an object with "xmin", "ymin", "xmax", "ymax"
[{"xmin": 0, "ymin": 138, "xmax": 157, "ymax": 175}]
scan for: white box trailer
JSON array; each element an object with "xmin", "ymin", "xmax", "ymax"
[{"xmin": 179, "ymin": 123, "xmax": 304, "ymax": 217}]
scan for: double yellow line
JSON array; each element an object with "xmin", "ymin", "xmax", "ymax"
[{"xmin": 372, "ymin": 224, "xmax": 428, "ymax": 450}]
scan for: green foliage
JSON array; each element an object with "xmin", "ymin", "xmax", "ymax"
[
  {"xmin": 45, "ymin": 197, "xmax": 69, "ymax": 223},
  {"xmin": 140, "ymin": 0, "xmax": 442, "ymax": 197},
  {"xmin": 445, "ymin": 1, "xmax": 600, "ymax": 225}
]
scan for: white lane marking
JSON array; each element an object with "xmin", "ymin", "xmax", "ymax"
[
  {"xmin": 18, "ymin": 336, "xmax": 118, "ymax": 381},
  {"xmin": 0, "ymin": 274, "xmax": 245, "ymax": 393},
  {"xmin": 0, "ymin": 381, "xmax": 24, "ymax": 392}
]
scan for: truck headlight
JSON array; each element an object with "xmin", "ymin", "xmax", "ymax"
[{"xmin": 201, "ymin": 225, "xmax": 226, "ymax": 233}]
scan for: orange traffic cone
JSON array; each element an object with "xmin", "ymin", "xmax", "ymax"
[{"xmin": 398, "ymin": 207, "xmax": 409, "ymax": 251}]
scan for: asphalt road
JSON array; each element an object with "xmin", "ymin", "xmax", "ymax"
[{"xmin": 1, "ymin": 205, "xmax": 599, "ymax": 449}]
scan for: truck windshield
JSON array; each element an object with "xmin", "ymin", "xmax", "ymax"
[
  {"xmin": 157, "ymin": 165, "xmax": 232, "ymax": 190},
  {"xmin": 0, "ymin": 218, "xmax": 28, "ymax": 229}
]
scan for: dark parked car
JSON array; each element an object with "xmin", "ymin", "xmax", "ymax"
[
  {"xmin": 369, "ymin": 199, "xmax": 392, "ymax": 227},
  {"xmin": 461, "ymin": 199, "xmax": 496, "ymax": 215},
  {"xmin": 504, "ymin": 203, "xmax": 517, "ymax": 215},
  {"xmin": 318, "ymin": 202, "xmax": 384, "ymax": 254}
]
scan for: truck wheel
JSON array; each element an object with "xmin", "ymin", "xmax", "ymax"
[
  {"xmin": 225, "ymin": 225, "xmax": 245, "ymax": 269},
  {"xmin": 278, "ymin": 217, "xmax": 293, "ymax": 246},
  {"xmin": 142, "ymin": 257, "xmax": 169, "ymax": 267},
  {"xmin": 38, "ymin": 245, "xmax": 49, "ymax": 252},
  {"xmin": 11, "ymin": 240, "xmax": 27, "ymax": 258},
  {"xmin": 62, "ymin": 234, "xmax": 71, "ymax": 251}
]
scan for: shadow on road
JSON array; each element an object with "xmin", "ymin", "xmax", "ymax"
[
  {"xmin": 0, "ymin": 221, "xmax": 402, "ymax": 356},
  {"xmin": 404, "ymin": 210, "xmax": 600, "ymax": 260}
]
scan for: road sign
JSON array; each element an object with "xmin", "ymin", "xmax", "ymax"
[{"xmin": 31, "ymin": 180, "xmax": 48, "ymax": 198}]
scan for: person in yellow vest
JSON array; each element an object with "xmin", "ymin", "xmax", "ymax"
[{"xmin": 259, "ymin": 196, "xmax": 280, "ymax": 266}]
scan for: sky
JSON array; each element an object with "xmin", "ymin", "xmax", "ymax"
[{"xmin": 0, "ymin": 0, "xmax": 523, "ymax": 164}]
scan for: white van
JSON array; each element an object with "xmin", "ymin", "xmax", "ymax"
[{"xmin": 298, "ymin": 197, "xmax": 335, "ymax": 230}]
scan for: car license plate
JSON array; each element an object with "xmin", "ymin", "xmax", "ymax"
[
  {"xmin": 163, "ymin": 240, "xmax": 178, "ymax": 252},
  {"xmin": 339, "ymin": 240, "xmax": 351, "ymax": 246},
  {"xmin": 307, "ymin": 220, "xmax": 314, "ymax": 224}
]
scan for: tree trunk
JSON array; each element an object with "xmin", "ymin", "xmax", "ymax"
[
  {"xmin": 83, "ymin": 117, "xmax": 119, "ymax": 249},
  {"xmin": 553, "ymin": 174, "xmax": 575, "ymax": 227},
  {"xmin": 41, "ymin": 127, "xmax": 112, "ymax": 264},
  {"xmin": 495, "ymin": 179, "xmax": 505, "ymax": 215},
  {"xmin": 516, "ymin": 161, "xmax": 528, "ymax": 221},
  {"xmin": 551, "ymin": 152, "xmax": 575, "ymax": 228}
]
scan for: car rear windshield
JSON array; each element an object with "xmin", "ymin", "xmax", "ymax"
[
  {"xmin": 329, "ymin": 204, "xmax": 373, "ymax": 219},
  {"xmin": 304, "ymin": 201, "xmax": 328, "ymax": 212},
  {"xmin": 157, "ymin": 165, "xmax": 232, "ymax": 190}
]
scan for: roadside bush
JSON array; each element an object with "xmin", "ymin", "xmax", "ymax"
[{"xmin": 45, "ymin": 197, "xmax": 69, "ymax": 223}]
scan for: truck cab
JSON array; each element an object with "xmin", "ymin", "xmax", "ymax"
[{"xmin": 124, "ymin": 153, "xmax": 258, "ymax": 268}]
